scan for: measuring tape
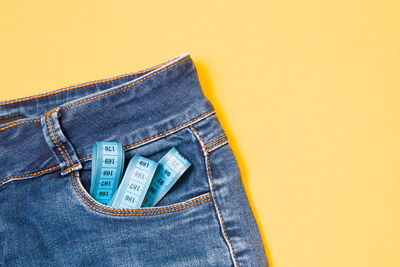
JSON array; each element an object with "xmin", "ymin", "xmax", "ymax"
[
  {"xmin": 89, "ymin": 141, "xmax": 125, "ymax": 205},
  {"xmin": 142, "ymin": 147, "xmax": 191, "ymax": 207},
  {"xmin": 110, "ymin": 155, "xmax": 158, "ymax": 209}
]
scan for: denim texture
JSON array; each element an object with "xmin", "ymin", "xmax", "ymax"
[{"xmin": 0, "ymin": 53, "xmax": 268, "ymax": 266}]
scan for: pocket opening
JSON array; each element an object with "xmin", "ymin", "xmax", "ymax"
[{"xmin": 69, "ymin": 127, "xmax": 213, "ymax": 216}]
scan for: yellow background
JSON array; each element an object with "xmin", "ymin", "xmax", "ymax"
[{"xmin": 1, "ymin": 1, "xmax": 399, "ymax": 266}]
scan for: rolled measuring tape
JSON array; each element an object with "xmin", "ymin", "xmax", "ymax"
[
  {"xmin": 89, "ymin": 141, "xmax": 125, "ymax": 206},
  {"xmin": 142, "ymin": 147, "xmax": 191, "ymax": 207},
  {"xmin": 110, "ymin": 155, "xmax": 158, "ymax": 209}
]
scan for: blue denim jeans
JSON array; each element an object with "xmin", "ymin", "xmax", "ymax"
[{"xmin": 0, "ymin": 53, "xmax": 268, "ymax": 266}]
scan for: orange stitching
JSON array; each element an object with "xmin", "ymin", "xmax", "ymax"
[
  {"xmin": 206, "ymin": 156, "xmax": 239, "ymax": 266},
  {"xmin": 205, "ymin": 135, "xmax": 227, "ymax": 148},
  {"xmin": 78, "ymin": 109, "xmax": 214, "ymax": 160},
  {"xmin": 0, "ymin": 165, "xmax": 211, "ymax": 214},
  {"xmin": 0, "ymin": 57, "xmax": 181, "ymax": 106},
  {"xmin": 1, "ymin": 112, "xmax": 215, "ymax": 215},
  {"xmin": 0, "ymin": 109, "xmax": 215, "ymax": 186},
  {"xmin": 0, "ymin": 166, "xmax": 59, "ymax": 185},
  {"xmin": 129, "ymin": 194, "xmax": 212, "ymax": 212},
  {"xmin": 45, "ymin": 113, "xmax": 71, "ymax": 170},
  {"xmin": 205, "ymin": 139, "xmax": 228, "ymax": 152},
  {"xmin": 0, "ymin": 107, "xmax": 56, "ymax": 132},
  {"xmin": 49, "ymin": 111, "xmax": 75, "ymax": 168},
  {"xmin": 0, "ymin": 119, "xmax": 40, "ymax": 132},
  {"xmin": 62, "ymin": 163, "xmax": 79, "ymax": 173},
  {"xmin": 73, "ymin": 166, "xmax": 212, "ymax": 212},
  {"xmin": 0, "ymin": 56, "xmax": 189, "ymax": 132},
  {"xmin": 51, "ymin": 102, "xmax": 215, "ymax": 212},
  {"xmin": 71, "ymin": 171, "xmax": 211, "ymax": 216},
  {"xmin": 0, "ymin": 109, "xmax": 69, "ymax": 186},
  {"xmin": 124, "ymin": 109, "xmax": 215, "ymax": 150},
  {"xmin": 46, "ymin": 108, "xmax": 57, "ymax": 116},
  {"xmin": 189, "ymin": 125, "xmax": 205, "ymax": 145},
  {"xmin": 59, "ymin": 57, "xmax": 191, "ymax": 112},
  {"xmin": 41, "ymin": 108, "xmax": 53, "ymax": 119},
  {"xmin": 52, "ymin": 108, "xmax": 216, "ymax": 212},
  {"xmin": 53, "ymin": 106, "xmax": 213, "ymax": 212},
  {"xmin": 65, "ymin": 122, "xmax": 213, "ymax": 211}
]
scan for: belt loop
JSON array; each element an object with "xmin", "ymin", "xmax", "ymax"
[{"xmin": 40, "ymin": 107, "xmax": 82, "ymax": 175}]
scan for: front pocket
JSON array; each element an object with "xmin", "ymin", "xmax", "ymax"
[
  {"xmin": 72, "ymin": 169, "xmax": 212, "ymax": 216},
  {"xmin": 63, "ymin": 170, "xmax": 233, "ymax": 266},
  {"xmin": 71, "ymin": 127, "xmax": 212, "ymax": 217}
]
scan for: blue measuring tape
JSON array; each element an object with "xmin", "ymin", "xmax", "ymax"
[
  {"xmin": 142, "ymin": 147, "xmax": 191, "ymax": 207},
  {"xmin": 110, "ymin": 155, "xmax": 158, "ymax": 209},
  {"xmin": 89, "ymin": 141, "xmax": 125, "ymax": 205}
]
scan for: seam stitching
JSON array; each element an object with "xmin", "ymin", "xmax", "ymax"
[
  {"xmin": 0, "ymin": 119, "xmax": 40, "ymax": 132},
  {"xmin": 59, "ymin": 57, "xmax": 190, "ymax": 112},
  {"xmin": 204, "ymin": 134, "xmax": 228, "ymax": 148},
  {"xmin": 49, "ymin": 111, "xmax": 77, "ymax": 174},
  {"xmin": 0, "ymin": 109, "xmax": 215, "ymax": 186},
  {"xmin": 189, "ymin": 123, "xmax": 239, "ymax": 266},
  {"xmin": 124, "ymin": 109, "xmax": 214, "ymax": 150},
  {"xmin": 80, "ymin": 155, "xmax": 91, "ymax": 161},
  {"xmin": 189, "ymin": 125, "xmax": 205, "ymax": 145},
  {"xmin": 62, "ymin": 163, "xmax": 79, "ymax": 173},
  {"xmin": 0, "ymin": 166, "xmax": 59, "ymax": 185},
  {"xmin": 70, "ymin": 170, "xmax": 212, "ymax": 216},
  {"xmin": 72, "ymin": 168, "xmax": 212, "ymax": 212},
  {"xmin": 206, "ymin": 139, "xmax": 229, "ymax": 153},
  {"xmin": 189, "ymin": 125, "xmax": 206, "ymax": 155},
  {"xmin": 206, "ymin": 155, "xmax": 239, "ymax": 266},
  {"xmin": 0, "ymin": 56, "xmax": 190, "ymax": 132},
  {"xmin": 0, "ymin": 57, "xmax": 181, "ymax": 106},
  {"xmin": 50, "ymin": 111, "xmax": 215, "ymax": 213},
  {"xmin": 45, "ymin": 112, "xmax": 71, "ymax": 171}
]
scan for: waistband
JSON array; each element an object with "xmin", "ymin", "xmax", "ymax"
[{"xmin": 0, "ymin": 53, "xmax": 215, "ymax": 182}]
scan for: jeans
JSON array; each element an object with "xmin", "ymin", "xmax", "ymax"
[{"xmin": 0, "ymin": 53, "xmax": 268, "ymax": 266}]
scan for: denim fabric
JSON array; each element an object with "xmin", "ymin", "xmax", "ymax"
[{"xmin": 0, "ymin": 53, "xmax": 268, "ymax": 266}]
